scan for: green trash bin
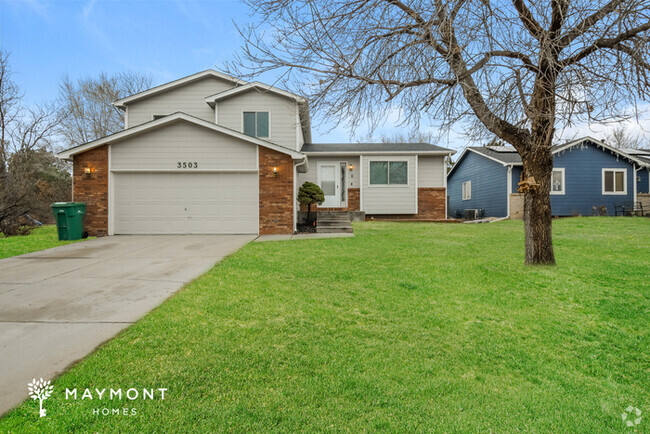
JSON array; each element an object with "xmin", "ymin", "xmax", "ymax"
[{"xmin": 51, "ymin": 202, "xmax": 88, "ymax": 241}]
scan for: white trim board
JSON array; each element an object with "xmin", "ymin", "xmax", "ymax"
[
  {"xmin": 601, "ymin": 168, "xmax": 628, "ymax": 195},
  {"xmin": 205, "ymin": 82, "xmax": 307, "ymax": 106}
]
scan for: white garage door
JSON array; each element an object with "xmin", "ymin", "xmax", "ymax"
[{"xmin": 113, "ymin": 172, "xmax": 258, "ymax": 234}]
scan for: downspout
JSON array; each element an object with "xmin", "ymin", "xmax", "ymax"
[
  {"xmin": 633, "ymin": 165, "xmax": 638, "ymax": 203},
  {"xmin": 293, "ymin": 157, "xmax": 309, "ymax": 233},
  {"xmin": 506, "ymin": 165, "xmax": 512, "ymax": 219}
]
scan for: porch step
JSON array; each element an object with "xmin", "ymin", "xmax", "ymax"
[
  {"xmin": 317, "ymin": 225, "xmax": 354, "ymax": 234},
  {"xmin": 317, "ymin": 211, "xmax": 354, "ymax": 234}
]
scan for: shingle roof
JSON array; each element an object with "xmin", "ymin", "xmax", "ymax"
[
  {"xmin": 301, "ymin": 142, "xmax": 454, "ymax": 154},
  {"xmin": 468, "ymin": 146, "xmax": 522, "ymax": 164}
]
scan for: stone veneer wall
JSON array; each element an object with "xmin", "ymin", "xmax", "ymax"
[
  {"xmin": 637, "ymin": 193, "xmax": 650, "ymax": 215},
  {"xmin": 259, "ymin": 146, "xmax": 294, "ymax": 234},
  {"xmin": 509, "ymin": 193, "xmax": 524, "ymax": 219},
  {"xmin": 72, "ymin": 145, "xmax": 109, "ymax": 237}
]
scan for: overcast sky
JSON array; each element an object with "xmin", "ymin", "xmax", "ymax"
[{"xmin": 1, "ymin": 0, "xmax": 648, "ymax": 152}]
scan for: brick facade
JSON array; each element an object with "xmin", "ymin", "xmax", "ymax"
[
  {"xmin": 416, "ymin": 187, "xmax": 446, "ymax": 219},
  {"xmin": 73, "ymin": 145, "xmax": 109, "ymax": 237},
  {"xmin": 259, "ymin": 146, "xmax": 294, "ymax": 234}
]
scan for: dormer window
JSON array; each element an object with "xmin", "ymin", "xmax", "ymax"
[{"xmin": 243, "ymin": 112, "xmax": 269, "ymax": 138}]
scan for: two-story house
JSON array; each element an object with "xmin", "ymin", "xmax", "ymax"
[{"xmin": 58, "ymin": 70, "xmax": 454, "ymax": 236}]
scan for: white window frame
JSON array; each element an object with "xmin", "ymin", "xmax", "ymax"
[
  {"xmin": 550, "ymin": 168, "xmax": 565, "ymax": 195},
  {"xmin": 241, "ymin": 111, "xmax": 271, "ymax": 139},
  {"xmin": 368, "ymin": 160, "xmax": 409, "ymax": 187},
  {"xmin": 602, "ymin": 168, "xmax": 627, "ymax": 195},
  {"xmin": 462, "ymin": 181, "xmax": 471, "ymax": 200}
]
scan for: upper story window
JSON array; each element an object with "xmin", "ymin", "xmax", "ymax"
[
  {"xmin": 551, "ymin": 168, "xmax": 565, "ymax": 195},
  {"xmin": 602, "ymin": 169, "xmax": 626, "ymax": 194},
  {"xmin": 243, "ymin": 112, "xmax": 269, "ymax": 138},
  {"xmin": 369, "ymin": 161, "xmax": 408, "ymax": 185},
  {"xmin": 462, "ymin": 181, "xmax": 471, "ymax": 200}
]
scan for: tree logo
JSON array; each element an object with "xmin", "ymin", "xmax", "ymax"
[
  {"xmin": 622, "ymin": 406, "xmax": 642, "ymax": 428},
  {"xmin": 27, "ymin": 378, "xmax": 54, "ymax": 418}
]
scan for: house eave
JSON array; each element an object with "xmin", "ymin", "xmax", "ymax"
[
  {"xmin": 113, "ymin": 70, "xmax": 247, "ymax": 108},
  {"xmin": 56, "ymin": 112, "xmax": 305, "ymax": 160}
]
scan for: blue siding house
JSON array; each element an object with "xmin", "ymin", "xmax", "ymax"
[{"xmin": 448, "ymin": 137, "xmax": 650, "ymax": 218}]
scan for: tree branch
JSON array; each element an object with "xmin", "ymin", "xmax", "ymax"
[
  {"xmin": 511, "ymin": 0, "xmax": 543, "ymax": 40},
  {"xmin": 557, "ymin": 0, "xmax": 625, "ymax": 48},
  {"xmin": 560, "ymin": 23, "xmax": 650, "ymax": 67}
]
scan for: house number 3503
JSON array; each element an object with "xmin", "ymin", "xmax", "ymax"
[{"xmin": 177, "ymin": 162, "xmax": 198, "ymax": 169}]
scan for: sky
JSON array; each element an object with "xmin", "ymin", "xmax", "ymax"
[{"xmin": 1, "ymin": 0, "xmax": 648, "ymax": 153}]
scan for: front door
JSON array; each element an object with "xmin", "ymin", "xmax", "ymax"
[{"xmin": 318, "ymin": 163, "xmax": 340, "ymax": 207}]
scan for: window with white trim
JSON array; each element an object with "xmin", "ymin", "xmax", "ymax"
[
  {"xmin": 551, "ymin": 168, "xmax": 565, "ymax": 194},
  {"xmin": 462, "ymin": 181, "xmax": 471, "ymax": 200},
  {"xmin": 243, "ymin": 112, "xmax": 269, "ymax": 138},
  {"xmin": 602, "ymin": 169, "xmax": 626, "ymax": 194},
  {"xmin": 369, "ymin": 161, "xmax": 408, "ymax": 185}
]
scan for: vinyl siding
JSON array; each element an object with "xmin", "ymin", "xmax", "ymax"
[
  {"xmin": 638, "ymin": 169, "xmax": 649, "ymax": 194},
  {"xmin": 551, "ymin": 143, "xmax": 635, "ymax": 216},
  {"xmin": 126, "ymin": 77, "xmax": 232, "ymax": 127},
  {"xmin": 111, "ymin": 121, "xmax": 257, "ymax": 171},
  {"xmin": 362, "ymin": 155, "xmax": 417, "ymax": 214},
  {"xmin": 298, "ymin": 156, "xmax": 360, "ymax": 188},
  {"xmin": 217, "ymin": 89, "xmax": 299, "ymax": 150},
  {"xmin": 417, "ymin": 155, "xmax": 445, "ymax": 187},
  {"xmin": 511, "ymin": 166, "xmax": 523, "ymax": 192},
  {"xmin": 448, "ymin": 151, "xmax": 508, "ymax": 217}
]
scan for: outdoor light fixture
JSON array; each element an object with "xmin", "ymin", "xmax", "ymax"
[
  {"xmin": 273, "ymin": 167, "xmax": 278, "ymax": 176},
  {"xmin": 84, "ymin": 167, "xmax": 91, "ymax": 174},
  {"xmin": 348, "ymin": 164, "xmax": 354, "ymax": 170}
]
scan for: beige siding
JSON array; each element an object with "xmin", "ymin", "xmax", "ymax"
[
  {"xmin": 126, "ymin": 77, "xmax": 232, "ymax": 127},
  {"xmin": 362, "ymin": 156, "xmax": 417, "ymax": 214},
  {"xmin": 298, "ymin": 156, "xmax": 360, "ymax": 189},
  {"xmin": 111, "ymin": 121, "xmax": 257, "ymax": 171},
  {"xmin": 418, "ymin": 156, "xmax": 446, "ymax": 187},
  {"xmin": 217, "ymin": 90, "xmax": 298, "ymax": 150}
]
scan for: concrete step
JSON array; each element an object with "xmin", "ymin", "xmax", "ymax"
[
  {"xmin": 317, "ymin": 226, "xmax": 354, "ymax": 233},
  {"xmin": 318, "ymin": 220, "xmax": 352, "ymax": 227}
]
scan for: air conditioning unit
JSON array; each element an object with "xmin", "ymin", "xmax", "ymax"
[{"xmin": 464, "ymin": 209, "xmax": 479, "ymax": 220}]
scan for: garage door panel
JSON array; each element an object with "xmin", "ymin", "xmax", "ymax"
[{"xmin": 113, "ymin": 172, "xmax": 259, "ymax": 234}]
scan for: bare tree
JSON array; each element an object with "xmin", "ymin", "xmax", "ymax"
[
  {"xmin": 606, "ymin": 125, "xmax": 648, "ymax": 149},
  {"xmin": 0, "ymin": 51, "xmax": 21, "ymax": 176},
  {"xmin": 57, "ymin": 71, "xmax": 153, "ymax": 148},
  {"xmin": 227, "ymin": 0, "xmax": 650, "ymax": 265},
  {"xmin": 0, "ymin": 51, "xmax": 70, "ymax": 235}
]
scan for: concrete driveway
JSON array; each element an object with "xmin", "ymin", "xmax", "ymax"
[{"xmin": 0, "ymin": 234, "xmax": 255, "ymax": 416}]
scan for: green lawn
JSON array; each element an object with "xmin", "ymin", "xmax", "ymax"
[
  {"xmin": 1, "ymin": 218, "xmax": 648, "ymax": 431},
  {"xmin": 0, "ymin": 225, "xmax": 89, "ymax": 259}
]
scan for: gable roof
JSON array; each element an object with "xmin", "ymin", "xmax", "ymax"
[
  {"xmin": 450, "ymin": 136, "xmax": 649, "ymax": 177},
  {"xmin": 553, "ymin": 136, "xmax": 649, "ymax": 167},
  {"xmin": 205, "ymin": 82, "xmax": 312, "ymax": 144},
  {"xmin": 113, "ymin": 70, "xmax": 247, "ymax": 108},
  {"xmin": 204, "ymin": 82, "xmax": 307, "ymax": 106},
  {"xmin": 56, "ymin": 112, "xmax": 305, "ymax": 160},
  {"xmin": 301, "ymin": 142, "xmax": 454, "ymax": 155}
]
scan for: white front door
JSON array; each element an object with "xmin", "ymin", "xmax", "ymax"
[{"xmin": 318, "ymin": 163, "xmax": 340, "ymax": 207}]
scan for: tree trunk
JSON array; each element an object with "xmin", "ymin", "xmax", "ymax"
[{"xmin": 521, "ymin": 149, "xmax": 555, "ymax": 265}]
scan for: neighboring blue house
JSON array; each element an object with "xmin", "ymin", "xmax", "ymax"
[{"xmin": 448, "ymin": 137, "xmax": 650, "ymax": 218}]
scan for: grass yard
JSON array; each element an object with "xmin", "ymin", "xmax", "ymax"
[
  {"xmin": 1, "ymin": 218, "xmax": 648, "ymax": 431},
  {"xmin": 0, "ymin": 225, "xmax": 90, "ymax": 259}
]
